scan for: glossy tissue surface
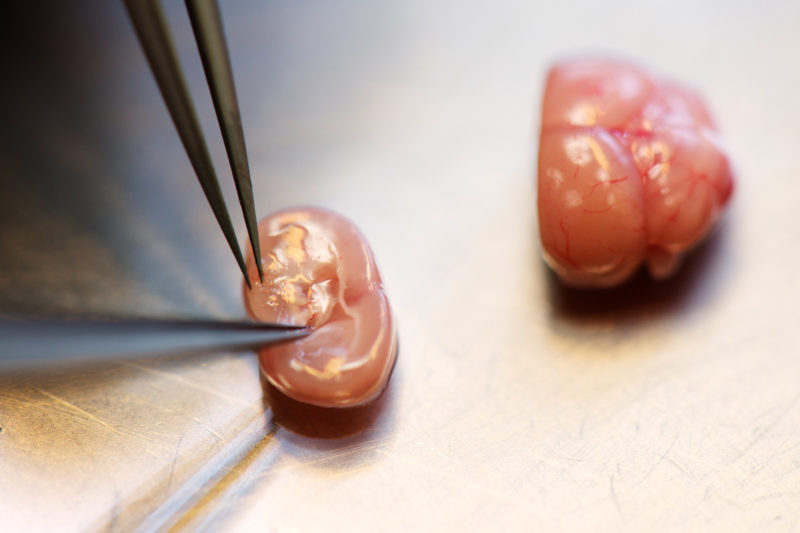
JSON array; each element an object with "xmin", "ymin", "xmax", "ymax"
[
  {"xmin": 537, "ymin": 58, "xmax": 734, "ymax": 287},
  {"xmin": 243, "ymin": 207, "xmax": 397, "ymax": 408}
]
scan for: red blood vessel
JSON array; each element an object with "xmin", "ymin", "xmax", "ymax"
[
  {"xmin": 243, "ymin": 207, "xmax": 397, "ymax": 408},
  {"xmin": 537, "ymin": 58, "xmax": 734, "ymax": 288}
]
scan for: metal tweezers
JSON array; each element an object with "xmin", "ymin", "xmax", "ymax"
[
  {"xmin": 124, "ymin": 0, "xmax": 262, "ymax": 287},
  {"xmin": 0, "ymin": 1, "xmax": 309, "ymax": 369},
  {"xmin": 0, "ymin": 317, "xmax": 307, "ymax": 369}
]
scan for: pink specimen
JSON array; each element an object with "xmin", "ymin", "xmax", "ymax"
[
  {"xmin": 243, "ymin": 207, "xmax": 397, "ymax": 408},
  {"xmin": 537, "ymin": 58, "xmax": 734, "ymax": 287}
]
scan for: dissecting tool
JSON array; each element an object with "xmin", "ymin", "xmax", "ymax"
[
  {"xmin": 0, "ymin": 317, "xmax": 307, "ymax": 369},
  {"xmin": 0, "ymin": 1, "xmax": 304, "ymax": 369},
  {"xmin": 124, "ymin": 0, "xmax": 262, "ymax": 286}
]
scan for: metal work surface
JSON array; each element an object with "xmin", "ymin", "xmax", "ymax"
[{"xmin": 1, "ymin": 1, "xmax": 799, "ymax": 531}]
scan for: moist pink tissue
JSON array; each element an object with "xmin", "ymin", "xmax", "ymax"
[{"xmin": 537, "ymin": 58, "xmax": 734, "ymax": 287}]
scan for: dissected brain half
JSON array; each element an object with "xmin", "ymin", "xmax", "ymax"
[
  {"xmin": 243, "ymin": 207, "xmax": 397, "ymax": 408},
  {"xmin": 537, "ymin": 58, "xmax": 734, "ymax": 288}
]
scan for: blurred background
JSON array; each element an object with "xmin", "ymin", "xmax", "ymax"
[{"xmin": 1, "ymin": 1, "xmax": 799, "ymax": 531}]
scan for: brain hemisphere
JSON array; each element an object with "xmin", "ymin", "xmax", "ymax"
[
  {"xmin": 244, "ymin": 207, "xmax": 397, "ymax": 408},
  {"xmin": 537, "ymin": 58, "xmax": 734, "ymax": 287}
]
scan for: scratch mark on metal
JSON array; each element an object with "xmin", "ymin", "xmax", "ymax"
[
  {"xmin": 666, "ymin": 457, "xmax": 689, "ymax": 476},
  {"xmin": 167, "ymin": 435, "xmax": 185, "ymax": 492},
  {"xmin": 29, "ymin": 387, "xmax": 157, "ymax": 453},
  {"xmin": 270, "ymin": 440, "xmax": 385, "ymax": 474},
  {"xmin": 0, "ymin": 392, "xmax": 40, "ymax": 406},
  {"xmin": 734, "ymin": 393, "xmax": 800, "ymax": 462},
  {"xmin": 609, "ymin": 475, "xmax": 624, "ymax": 520},
  {"xmin": 163, "ymin": 425, "xmax": 278, "ymax": 531},
  {"xmin": 121, "ymin": 361, "xmax": 255, "ymax": 408},
  {"xmin": 192, "ymin": 417, "xmax": 225, "ymax": 442},
  {"xmin": 33, "ymin": 387, "xmax": 124, "ymax": 436},
  {"xmin": 635, "ymin": 433, "xmax": 679, "ymax": 486}
]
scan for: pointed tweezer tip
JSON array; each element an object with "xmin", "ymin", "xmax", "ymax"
[{"xmin": 255, "ymin": 259, "xmax": 264, "ymax": 283}]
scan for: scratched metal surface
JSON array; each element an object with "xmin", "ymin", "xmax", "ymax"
[{"xmin": 1, "ymin": 1, "xmax": 799, "ymax": 531}]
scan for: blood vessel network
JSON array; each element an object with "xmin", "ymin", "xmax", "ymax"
[{"xmin": 537, "ymin": 58, "xmax": 734, "ymax": 288}]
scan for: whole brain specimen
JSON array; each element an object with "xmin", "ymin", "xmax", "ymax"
[{"xmin": 537, "ymin": 58, "xmax": 734, "ymax": 287}]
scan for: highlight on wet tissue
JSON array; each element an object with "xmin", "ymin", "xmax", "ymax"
[{"xmin": 243, "ymin": 207, "xmax": 397, "ymax": 408}]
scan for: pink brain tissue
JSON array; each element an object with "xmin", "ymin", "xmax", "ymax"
[
  {"xmin": 537, "ymin": 58, "xmax": 734, "ymax": 288},
  {"xmin": 243, "ymin": 207, "xmax": 397, "ymax": 408}
]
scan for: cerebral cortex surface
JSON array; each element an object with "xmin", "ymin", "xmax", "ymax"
[{"xmin": 537, "ymin": 58, "xmax": 734, "ymax": 288}]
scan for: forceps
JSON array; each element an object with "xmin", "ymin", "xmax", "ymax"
[
  {"xmin": 0, "ymin": 317, "xmax": 307, "ymax": 369},
  {"xmin": 0, "ymin": 1, "xmax": 308, "ymax": 369},
  {"xmin": 124, "ymin": 0, "xmax": 263, "ymax": 287}
]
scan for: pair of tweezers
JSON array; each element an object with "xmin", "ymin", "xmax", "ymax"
[
  {"xmin": 0, "ymin": 2, "xmax": 307, "ymax": 370},
  {"xmin": 124, "ymin": 0, "xmax": 263, "ymax": 287}
]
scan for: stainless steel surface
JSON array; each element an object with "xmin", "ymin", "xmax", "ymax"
[
  {"xmin": 1, "ymin": 1, "xmax": 799, "ymax": 531},
  {"xmin": 0, "ymin": 318, "xmax": 307, "ymax": 368}
]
